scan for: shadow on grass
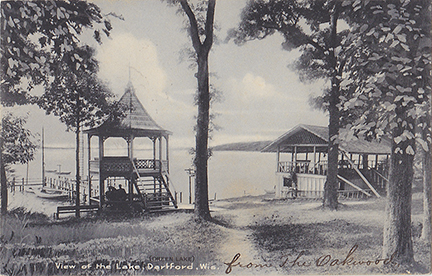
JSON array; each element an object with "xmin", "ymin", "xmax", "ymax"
[{"xmin": 250, "ymin": 219, "xmax": 382, "ymax": 253}]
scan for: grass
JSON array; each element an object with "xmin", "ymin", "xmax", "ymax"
[
  {"xmin": 1, "ymin": 211, "xmax": 226, "ymax": 275},
  {"xmin": 1, "ymin": 193, "xmax": 430, "ymax": 275},
  {"xmin": 241, "ymin": 197, "xmax": 430, "ymax": 275}
]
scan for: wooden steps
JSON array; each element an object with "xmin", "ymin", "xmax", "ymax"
[{"xmin": 131, "ymin": 160, "xmax": 178, "ymax": 212}]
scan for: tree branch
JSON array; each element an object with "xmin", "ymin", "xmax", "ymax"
[
  {"xmin": 179, "ymin": 0, "xmax": 202, "ymax": 52},
  {"xmin": 262, "ymin": 22, "xmax": 327, "ymax": 57},
  {"xmin": 203, "ymin": 0, "xmax": 216, "ymax": 52}
]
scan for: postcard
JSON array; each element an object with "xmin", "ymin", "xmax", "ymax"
[{"xmin": 1, "ymin": 0, "xmax": 431, "ymax": 275}]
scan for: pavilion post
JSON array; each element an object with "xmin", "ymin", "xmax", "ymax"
[
  {"xmin": 313, "ymin": 146, "xmax": 317, "ymax": 173},
  {"xmin": 375, "ymin": 154, "xmax": 379, "ymax": 169},
  {"xmin": 276, "ymin": 145, "xmax": 280, "ymax": 173},
  {"xmin": 362, "ymin": 154, "xmax": 368, "ymax": 170}
]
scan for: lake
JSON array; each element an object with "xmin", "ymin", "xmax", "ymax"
[{"xmin": 10, "ymin": 148, "xmax": 277, "ymax": 204}]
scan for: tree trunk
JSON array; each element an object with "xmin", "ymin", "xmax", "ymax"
[
  {"xmin": 323, "ymin": 2, "xmax": 340, "ymax": 210},
  {"xmin": 1, "ymin": 160, "xmax": 7, "ymax": 220},
  {"xmin": 420, "ymin": 141, "xmax": 431, "ymax": 242},
  {"xmin": 180, "ymin": 0, "xmax": 215, "ymax": 221},
  {"xmin": 383, "ymin": 138, "xmax": 415, "ymax": 264},
  {"xmin": 1, "ymin": 128, "xmax": 7, "ymax": 227},
  {"xmin": 194, "ymin": 52, "xmax": 211, "ymax": 221}
]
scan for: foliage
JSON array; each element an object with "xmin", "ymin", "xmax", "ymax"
[
  {"xmin": 335, "ymin": 0, "xmax": 431, "ymax": 263},
  {"xmin": 231, "ymin": 0, "xmax": 348, "ymax": 81},
  {"xmin": 35, "ymin": 48, "xmax": 120, "ymax": 132},
  {"xmin": 340, "ymin": 0, "xmax": 431, "ymax": 154},
  {"xmin": 1, "ymin": 0, "xmax": 113, "ymax": 106},
  {"xmin": 1, "ymin": 113, "xmax": 37, "ymax": 166}
]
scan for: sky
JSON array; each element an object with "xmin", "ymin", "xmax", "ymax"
[{"xmin": 9, "ymin": 0, "xmax": 329, "ymax": 149}]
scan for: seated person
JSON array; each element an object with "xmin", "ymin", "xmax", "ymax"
[
  {"xmin": 117, "ymin": 184, "xmax": 127, "ymax": 201},
  {"xmin": 106, "ymin": 186, "xmax": 117, "ymax": 201}
]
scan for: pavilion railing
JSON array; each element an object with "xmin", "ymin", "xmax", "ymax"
[{"xmin": 278, "ymin": 161, "xmax": 328, "ymax": 175}]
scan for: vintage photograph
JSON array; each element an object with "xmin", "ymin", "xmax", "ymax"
[{"xmin": 1, "ymin": 0, "xmax": 431, "ymax": 275}]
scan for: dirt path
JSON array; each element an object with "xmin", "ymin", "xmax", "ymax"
[{"xmin": 213, "ymin": 198, "xmax": 282, "ymax": 275}]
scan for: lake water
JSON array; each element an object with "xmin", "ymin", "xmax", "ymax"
[{"xmin": 10, "ymin": 148, "xmax": 277, "ymax": 207}]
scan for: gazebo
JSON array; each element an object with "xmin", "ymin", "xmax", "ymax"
[
  {"xmin": 84, "ymin": 82, "xmax": 177, "ymax": 212},
  {"xmin": 262, "ymin": 124, "xmax": 391, "ymax": 199}
]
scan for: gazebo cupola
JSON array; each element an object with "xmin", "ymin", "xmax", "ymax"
[{"xmin": 84, "ymin": 82, "xmax": 177, "ymax": 212}]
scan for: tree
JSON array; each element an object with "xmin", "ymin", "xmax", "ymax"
[
  {"xmin": 339, "ymin": 0, "xmax": 431, "ymax": 264},
  {"xmin": 1, "ymin": 0, "xmax": 112, "ymax": 106},
  {"xmin": 171, "ymin": 0, "xmax": 216, "ymax": 221},
  {"xmin": 1, "ymin": 0, "xmax": 113, "ymax": 215},
  {"xmin": 231, "ymin": 0, "xmax": 359, "ymax": 209},
  {"xmin": 1, "ymin": 113, "xmax": 38, "ymax": 217},
  {"xmin": 37, "ymin": 47, "xmax": 121, "ymax": 218}
]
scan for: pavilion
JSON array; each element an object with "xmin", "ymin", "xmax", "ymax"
[{"xmin": 262, "ymin": 124, "xmax": 391, "ymax": 199}]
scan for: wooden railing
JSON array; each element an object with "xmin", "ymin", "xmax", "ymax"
[
  {"xmin": 369, "ymin": 169, "xmax": 388, "ymax": 191},
  {"xmin": 101, "ymin": 157, "xmax": 132, "ymax": 174},
  {"xmin": 283, "ymin": 189, "xmax": 372, "ymax": 199},
  {"xmin": 278, "ymin": 161, "xmax": 328, "ymax": 175},
  {"xmin": 93, "ymin": 157, "xmax": 169, "ymax": 173},
  {"xmin": 134, "ymin": 159, "xmax": 157, "ymax": 170},
  {"xmin": 338, "ymin": 189, "xmax": 372, "ymax": 199},
  {"xmin": 338, "ymin": 159, "xmax": 389, "ymax": 174}
]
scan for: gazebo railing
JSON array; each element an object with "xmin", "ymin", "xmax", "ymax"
[
  {"xmin": 92, "ymin": 157, "xmax": 168, "ymax": 175},
  {"xmin": 134, "ymin": 159, "xmax": 157, "ymax": 170}
]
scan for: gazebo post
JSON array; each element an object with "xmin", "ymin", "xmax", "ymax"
[
  {"xmin": 158, "ymin": 136, "xmax": 163, "ymax": 194},
  {"xmin": 128, "ymin": 134, "xmax": 134, "ymax": 201},
  {"xmin": 165, "ymin": 135, "xmax": 169, "ymax": 174},
  {"xmin": 98, "ymin": 135, "xmax": 104, "ymax": 209},
  {"xmin": 87, "ymin": 134, "xmax": 92, "ymax": 204},
  {"xmin": 152, "ymin": 137, "xmax": 157, "ymax": 194}
]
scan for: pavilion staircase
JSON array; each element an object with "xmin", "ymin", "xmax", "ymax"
[
  {"xmin": 365, "ymin": 168, "xmax": 388, "ymax": 195},
  {"xmin": 131, "ymin": 161, "xmax": 178, "ymax": 212}
]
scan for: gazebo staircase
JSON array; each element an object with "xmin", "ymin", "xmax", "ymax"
[{"xmin": 131, "ymin": 162, "xmax": 178, "ymax": 212}]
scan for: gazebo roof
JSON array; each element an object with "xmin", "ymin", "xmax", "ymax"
[
  {"xmin": 85, "ymin": 82, "xmax": 171, "ymax": 137},
  {"xmin": 262, "ymin": 124, "xmax": 391, "ymax": 155}
]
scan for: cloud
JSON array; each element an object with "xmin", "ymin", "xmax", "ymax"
[
  {"xmin": 96, "ymin": 32, "xmax": 167, "ymax": 99},
  {"xmin": 238, "ymin": 73, "xmax": 279, "ymax": 98},
  {"xmin": 95, "ymin": 33, "xmax": 198, "ymax": 147}
]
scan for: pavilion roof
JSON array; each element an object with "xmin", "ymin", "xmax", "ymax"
[
  {"xmin": 262, "ymin": 124, "xmax": 391, "ymax": 155},
  {"xmin": 84, "ymin": 82, "xmax": 171, "ymax": 137}
]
